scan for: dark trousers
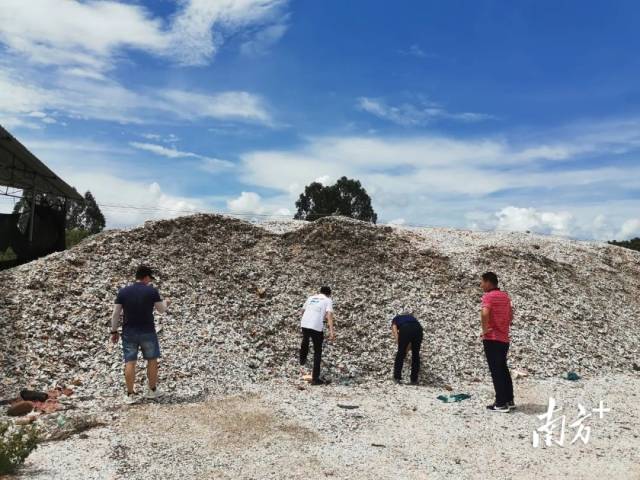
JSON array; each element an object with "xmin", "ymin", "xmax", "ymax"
[
  {"xmin": 483, "ymin": 340, "xmax": 514, "ymax": 406},
  {"xmin": 394, "ymin": 322, "xmax": 423, "ymax": 382},
  {"xmin": 300, "ymin": 327, "xmax": 323, "ymax": 380}
]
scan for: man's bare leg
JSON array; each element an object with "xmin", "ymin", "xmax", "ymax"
[
  {"xmin": 124, "ymin": 361, "xmax": 136, "ymax": 394},
  {"xmin": 147, "ymin": 358, "xmax": 158, "ymax": 390}
]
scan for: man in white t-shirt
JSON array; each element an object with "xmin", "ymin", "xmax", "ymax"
[{"xmin": 299, "ymin": 286, "xmax": 336, "ymax": 385}]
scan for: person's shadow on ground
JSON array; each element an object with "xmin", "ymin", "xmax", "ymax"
[{"xmin": 514, "ymin": 403, "xmax": 547, "ymax": 415}]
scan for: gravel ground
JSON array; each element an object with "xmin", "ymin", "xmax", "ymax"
[{"xmin": 15, "ymin": 373, "xmax": 640, "ymax": 480}]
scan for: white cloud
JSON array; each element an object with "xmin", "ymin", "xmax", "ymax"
[
  {"xmin": 494, "ymin": 207, "xmax": 574, "ymax": 236},
  {"xmin": 199, "ymin": 158, "xmax": 236, "ymax": 174},
  {"xmin": 239, "ymin": 131, "xmax": 640, "ymax": 196},
  {"xmin": 398, "ymin": 44, "xmax": 429, "ymax": 58},
  {"xmin": 129, "ymin": 141, "xmax": 233, "ymax": 174},
  {"xmin": 12, "ymin": 137, "xmax": 212, "ymax": 227},
  {"xmin": 168, "ymin": 0, "xmax": 288, "ymax": 65},
  {"xmin": 240, "ymin": 20, "xmax": 289, "ymax": 56},
  {"xmin": 227, "ymin": 191, "xmax": 265, "ymax": 214},
  {"xmin": 61, "ymin": 171, "xmax": 206, "ymax": 228},
  {"xmin": 314, "ymin": 175, "xmax": 330, "ymax": 185},
  {"xmin": 103, "ymin": 184, "xmax": 200, "ymax": 227},
  {"xmin": 130, "ymin": 142, "xmax": 198, "ymax": 159},
  {"xmin": 618, "ymin": 219, "xmax": 640, "ymax": 239},
  {"xmin": 0, "ymin": 0, "xmax": 168, "ymax": 70},
  {"xmin": 225, "ymin": 191, "xmax": 293, "ymax": 217},
  {"xmin": 0, "ymin": 0, "xmax": 289, "ymax": 71},
  {"xmin": 0, "ymin": 68, "xmax": 273, "ymax": 126},
  {"xmin": 235, "ymin": 128, "xmax": 640, "ymax": 238},
  {"xmin": 357, "ymin": 97, "xmax": 494, "ymax": 126},
  {"xmin": 158, "ymin": 90, "xmax": 272, "ymax": 124},
  {"xmin": 0, "ymin": 1, "xmax": 283, "ymax": 129},
  {"xmin": 468, "ymin": 207, "xmax": 640, "ymax": 240},
  {"xmin": 140, "ymin": 133, "xmax": 163, "ymax": 141},
  {"xmin": 0, "ymin": 71, "xmax": 52, "ymax": 115}
]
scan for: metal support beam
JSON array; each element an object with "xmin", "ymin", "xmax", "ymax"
[
  {"xmin": 62, "ymin": 197, "xmax": 68, "ymax": 249},
  {"xmin": 28, "ymin": 188, "xmax": 36, "ymax": 243}
]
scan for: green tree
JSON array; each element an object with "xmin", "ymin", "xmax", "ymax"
[
  {"xmin": 12, "ymin": 190, "xmax": 105, "ymax": 241},
  {"xmin": 76, "ymin": 191, "xmax": 105, "ymax": 234},
  {"xmin": 609, "ymin": 237, "xmax": 640, "ymax": 252},
  {"xmin": 294, "ymin": 176, "xmax": 378, "ymax": 223}
]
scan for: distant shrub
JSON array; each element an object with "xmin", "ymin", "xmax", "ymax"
[
  {"xmin": 0, "ymin": 421, "xmax": 39, "ymax": 474},
  {"xmin": 609, "ymin": 237, "xmax": 640, "ymax": 252},
  {"xmin": 0, "ymin": 247, "xmax": 17, "ymax": 261},
  {"xmin": 66, "ymin": 228, "xmax": 91, "ymax": 248}
]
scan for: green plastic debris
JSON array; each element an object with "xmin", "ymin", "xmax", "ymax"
[
  {"xmin": 437, "ymin": 393, "xmax": 472, "ymax": 403},
  {"xmin": 566, "ymin": 372, "xmax": 581, "ymax": 381},
  {"xmin": 56, "ymin": 415, "xmax": 67, "ymax": 427}
]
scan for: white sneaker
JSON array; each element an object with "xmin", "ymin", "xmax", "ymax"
[
  {"xmin": 124, "ymin": 392, "xmax": 138, "ymax": 405},
  {"xmin": 145, "ymin": 387, "xmax": 159, "ymax": 400}
]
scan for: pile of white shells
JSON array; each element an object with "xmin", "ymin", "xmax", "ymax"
[{"xmin": 1, "ymin": 214, "xmax": 639, "ymax": 402}]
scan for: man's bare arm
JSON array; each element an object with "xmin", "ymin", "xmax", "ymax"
[
  {"xmin": 481, "ymin": 307, "xmax": 491, "ymax": 336},
  {"xmin": 154, "ymin": 298, "xmax": 170, "ymax": 313},
  {"xmin": 326, "ymin": 311, "xmax": 335, "ymax": 341},
  {"xmin": 111, "ymin": 304, "xmax": 123, "ymax": 332},
  {"xmin": 392, "ymin": 324, "xmax": 399, "ymax": 343},
  {"xmin": 110, "ymin": 304, "xmax": 123, "ymax": 344}
]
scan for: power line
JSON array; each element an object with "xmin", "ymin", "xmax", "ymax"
[{"xmin": 5, "ymin": 192, "xmax": 573, "ymax": 237}]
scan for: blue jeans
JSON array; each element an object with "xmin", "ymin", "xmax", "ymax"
[{"xmin": 122, "ymin": 330, "xmax": 161, "ymax": 362}]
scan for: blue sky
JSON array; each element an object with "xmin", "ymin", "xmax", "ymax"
[{"xmin": 0, "ymin": 0, "xmax": 639, "ymax": 239}]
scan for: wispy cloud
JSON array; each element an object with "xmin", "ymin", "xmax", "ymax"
[
  {"xmin": 0, "ymin": 1, "xmax": 285, "ymax": 129},
  {"xmin": 240, "ymin": 17, "xmax": 290, "ymax": 56},
  {"xmin": 236, "ymin": 118, "xmax": 640, "ymax": 239},
  {"xmin": 357, "ymin": 97, "xmax": 494, "ymax": 126},
  {"xmin": 129, "ymin": 142, "xmax": 233, "ymax": 173},
  {"xmin": 168, "ymin": 0, "xmax": 289, "ymax": 65},
  {"xmin": 398, "ymin": 44, "xmax": 436, "ymax": 59},
  {"xmin": 140, "ymin": 133, "xmax": 180, "ymax": 143},
  {"xmin": 157, "ymin": 90, "xmax": 273, "ymax": 124},
  {"xmin": 0, "ymin": 68, "xmax": 274, "ymax": 127},
  {"xmin": 0, "ymin": 0, "xmax": 290, "ymax": 71}
]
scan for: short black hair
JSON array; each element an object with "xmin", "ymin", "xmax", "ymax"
[
  {"xmin": 320, "ymin": 286, "xmax": 332, "ymax": 296},
  {"xmin": 482, "ymin": 272, "xmax": 498, "ymax": 286},
  {"xmin": 135, "ymin": 265, "xmax": 155, "ymax": 280}
]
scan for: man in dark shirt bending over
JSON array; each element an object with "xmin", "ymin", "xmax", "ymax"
[
  {"xmin": 110, "ymin": 265, "xmax": 170, "ymax": 403},
  {"xmin": 391, "ymin": 311, "xmax": 423, "ymax": 385}
]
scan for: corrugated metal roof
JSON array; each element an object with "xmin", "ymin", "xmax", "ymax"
[{"xmin": 0, "ymin": 124, "xmax": 83, "ymax": 201}]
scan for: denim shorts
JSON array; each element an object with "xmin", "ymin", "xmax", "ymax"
[{"xmin": 122, "ymin": 330, "xmax": 161, "ymax": 362}]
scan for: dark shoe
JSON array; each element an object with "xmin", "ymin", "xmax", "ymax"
[
  {"xmin": 393, "ymin": 378, "xmax": 402, "ymax": 385},
  {"xmin": 409, "ymin": 380, "xmax": 419, "ymax": 386},
  {"xmin": 508, "ymin": 401, "xmax": 516, "ymax": 410},
  {"xmin": 486, "ymin": 403, "xmax": 510, "ymax": 413},
  {"xmin": 310, "ymin": 378, "xmax": 326, "ymax": 386}
]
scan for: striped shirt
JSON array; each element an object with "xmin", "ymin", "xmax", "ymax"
[{"xmin": 481, "ymin": 288, "xmax": 513, "ymax": 343}]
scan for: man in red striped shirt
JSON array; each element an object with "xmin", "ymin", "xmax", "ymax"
[{"xmin": 480, "ymin": 272, "xmax": 515, "ymax": 413}]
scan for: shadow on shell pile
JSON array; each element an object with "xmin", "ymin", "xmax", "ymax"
[{"xmin": 1, "ymin": 214, "xmax": 639, "ymax": 399}]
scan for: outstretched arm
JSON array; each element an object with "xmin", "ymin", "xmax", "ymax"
[
  {"xmin": 326, "ymin": 311, "xmax": 335, "ymax": 341},
  {"xmin": 110, "ymin": 304, "xmax": 123, "ymax": 343},
  {"xmin": 154, "ymin": 298, "xmax": 171, "ymax": 313}
]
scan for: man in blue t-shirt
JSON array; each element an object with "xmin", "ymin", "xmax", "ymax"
[{"xmin": 110, "ymin": 265, "xmax": 170, "ymax": 403}]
